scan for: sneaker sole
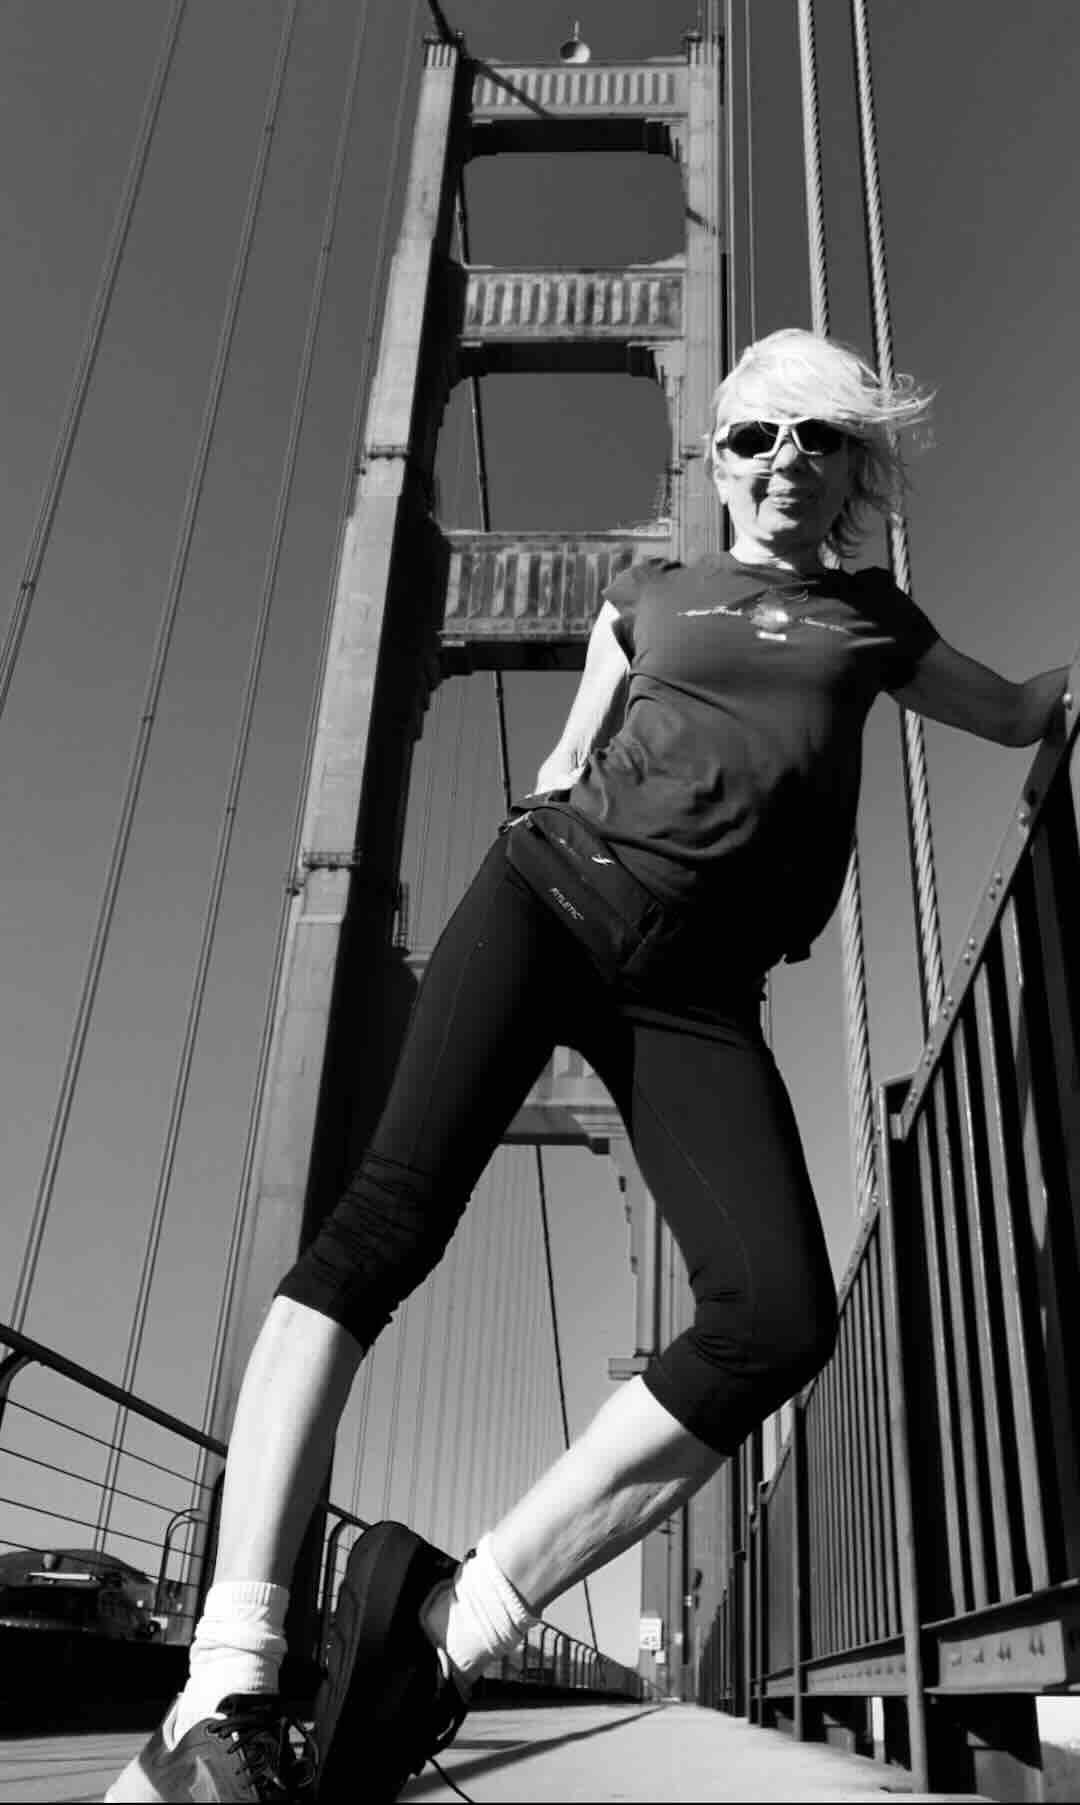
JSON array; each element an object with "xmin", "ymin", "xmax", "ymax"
[{"xmin": 315, "ymin": 1521, "xmax": 456, "ymax": 1799}]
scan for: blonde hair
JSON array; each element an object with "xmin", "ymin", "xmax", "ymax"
[{"xmin": 706, "ymin": 328, "xmax": 933, "ymax": 558}]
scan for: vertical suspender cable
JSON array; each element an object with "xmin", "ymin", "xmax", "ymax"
[
  {"xmin": 380, "ymin": 1298, "xmax": 413, "ymax": 1519},
  {"xmin": 414, "ymin": 1232, "xmax": 460, "ymax": 1534},
  {"xmin": 743, "ymin": 0, "xmax": 772, "ymax": 1046},
  {"xmin": 723, "ymin": 0, "xmax": 737, "ymax": 377},
  {"xmin": 13, "ymin": 0, "xmax": 301, "ymax": 1341},
  {"xmin": 796, "ymin": 0, "xmax": 829, "ymax": 337},
  {"xmin": 445, "ymin": 1178, "xmax": 482, "ymax": 1553},
  {"xmin": 743, "ymin": 0, "xmax": 758, "ymax": 344},
  {"xmin": 0, "ymin": 0, "xmax": 187, "ymax": 721},
  {"xmin": 460, "ymin": 1169, "xmax": 500, "ymax": 1544},
  {"xmin": 404, "ymin": 1270, "xmax": 437, "ymax": 1523},
  {"xmin": 349, "ymin": 1353, "xmax": 376, "ymax": 1519},
  {"xmin": 535, "ymin": 1149, "xmax": 600, "ymax": 1652},
  {"xmin": 848, "ymin": 0, "xmax": 944, "ymax": 1033},
  {"xmin": 197, "ymin": 0, "xmax": 423, "ymax": 1447},
  {"xmin": 796, "ymin": 0, "xmax": 878, "ymax": 1218},
  {"xmin": 95, "ymin": 0, "xmax": 374, "ymax": 1544}
]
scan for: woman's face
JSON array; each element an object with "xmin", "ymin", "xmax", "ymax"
[{"xmin": 711, "ymin": 413, "xmax": 856, "ymax": 563}]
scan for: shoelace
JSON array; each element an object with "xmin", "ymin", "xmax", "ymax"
[
  {"xmin": 209, "ymin": 1697, "xmax": 316, "ymax": 1801},
  {"xmin": 429, "ymin": 1753, "xmax": 474, "ymax": 1803}
]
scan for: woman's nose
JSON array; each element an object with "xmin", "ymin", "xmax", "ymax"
[{"xmin": 771, "ymin": 435, "xmax": 803, "ymax": 467}]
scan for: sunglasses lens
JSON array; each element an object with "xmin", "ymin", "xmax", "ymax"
[
  {"xmin": 795, "ymin": 420, "xmax": 848, "ymax": 455},
  {"xmin": 725, "ymin": 422, "xmax": 778, "ymax": 457}
]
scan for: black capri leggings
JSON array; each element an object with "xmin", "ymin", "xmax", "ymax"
[{"xmin": 277, "ymin": 835, "xmax": 837, "ymax": 1452}]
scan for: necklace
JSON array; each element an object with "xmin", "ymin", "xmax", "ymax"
[{"xmin": 746, "ymin": 583, "xmax": 810, "ymax": 642}]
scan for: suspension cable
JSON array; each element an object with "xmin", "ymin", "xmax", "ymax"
[
  {"xmin": 743, "ymin": 0, "xmax": 758, "ymax": 343},
  {"xmin": 380, "ymin": 1297, "xmax": 413, "ymax": 1519},
  {"xmin": 349, "ymin": 1352, "xmax": 376, "ymax": 1519},
  {"xmin": 404, "ymin": 1269, "xmax": 437, "ymax": 1523},
  {"xmin": 479, "ymin": 1150, "xmax": 522, "ymax": 1522},
  {"xmin": 461, "ymin": 1167, "xmax": 500, "ymax": 1545},
  {"xmin": 13, "ymin": 0, "xmax": 301, "ymax": 1341},
  {"xmin": 796, "ymin": 0, "xmax": 829, "ymax": 337},
  {"xmin": 0, "ymin": 0, "xmax": 187, "ymax": 723},
  {"xmin": 418, "ymin": 1231, "xmax": 461, "ymax": 1535},
  {"xmin": 424, "ymin": 0, "xmax": 458, "ymax": 42},
  {"xmin": 796, "ymin": 0, "xmax": 877, "ymax": 1218},
  {"xmin": 196, "ymin": 0, "xmax": 423, "ymax": 1452},
  {"xmin": 95, "ymin": 0, "xmax": 375, "ymax": 1543},
  {"xmin": 445, "ymin": 1177, "xmax": 480, "ymax": 1553},
  {"xmin": 723, "ymin": 0, "xmax": 737, "ymax": 376},
  {"xmin": 848, "ymin": 0, "xmax": 944, "ymax": 1032},
  {"xmin": 535, "ymin": 1149, "xmax": 600, "ymax": 1652}
]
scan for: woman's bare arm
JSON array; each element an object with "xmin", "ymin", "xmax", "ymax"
[
  {"xmin": 890, "ymin": 636, "xmax": 1070, "ymax": 746},
  {"xmin": 535, "ymin": 600, "xmax": 631, "ymax": 791}
]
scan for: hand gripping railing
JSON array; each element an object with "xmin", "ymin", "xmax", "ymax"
[{"xmin": 696, "ymin": 656, "xmax": 1079, "ymax": 1801}]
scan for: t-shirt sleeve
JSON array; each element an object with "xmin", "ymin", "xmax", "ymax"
[
  {"xmin": 859, "ymin": 568, "xmax": 940, "ymax": 691},
  {"xmin": 602, "ymin": 556, "xmax": 677, "ymax": 661}
]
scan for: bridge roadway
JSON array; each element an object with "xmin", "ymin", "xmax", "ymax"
[{"xmin": 0, "ymin": 1701, "xmax": 988, "ymax": 1802}]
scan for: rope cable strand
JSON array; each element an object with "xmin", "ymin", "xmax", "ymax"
[
  {"xmin": 13, "ymin": 0, "xmax": 302, "ymax": 1346},
  {"xmin": 848, "ymin": 0, "xmax": 944, "ymax": 1026},
  {"xmin": 743, "ymin": 0, "xmax": 758, "ymax": 341},
  {"xmin": 797, "ymin": 0, "xmax": 878, "ymax": 1224},
  {"xmin": 0, "ymin": 0, "xmax": 188, "ymax": 722},
  {"xmin": 797, "ymin": 0, "xmax": 830, "ymax": 337}
]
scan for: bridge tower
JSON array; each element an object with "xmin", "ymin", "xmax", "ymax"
[{"xmin": 211, "ymin": 28, "xmax": 728, "ymax": 1689}]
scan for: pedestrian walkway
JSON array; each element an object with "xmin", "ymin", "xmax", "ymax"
[{"xmin": 0, "ymin": 1702, "xmax": 988, "ymax": 1803}]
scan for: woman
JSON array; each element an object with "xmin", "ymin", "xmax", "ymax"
[{"xmin": 108, "ymin": 329, "xmax": 1069, "ymax": 1803}]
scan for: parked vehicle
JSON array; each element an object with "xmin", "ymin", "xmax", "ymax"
[{"xmin": 0, "ymin": 1547, "xmax": 158, "ymax": 1640}]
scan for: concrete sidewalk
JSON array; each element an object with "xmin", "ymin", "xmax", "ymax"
[
  {"xmin": 399, "ymin": 1702, "xmax": 987, "ymax": 1803},
  {"xmin": 1, "ymin": 1702, "xmax": 988, "ymax": 1804}
]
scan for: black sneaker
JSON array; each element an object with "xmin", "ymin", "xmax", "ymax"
[
  {"xmin": 105, "ymin": 1692, "xmax": 315, "ymax": 1802},
  {"xmin": 315, "ymin": 1521, "xmax": 469, "ymax": 1802}
]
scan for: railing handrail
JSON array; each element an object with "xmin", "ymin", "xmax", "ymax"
[
  {"xmin": 0, "ymin": 1319, "xmax": 651, "ymax": 1692},
  {"xmin": 897, "ymin": 652, "xmax": 1078, "ymax": 1140},
  {"xmin": 0, "ymin": 1320, "xmax": 226, "ymax": 1459}
]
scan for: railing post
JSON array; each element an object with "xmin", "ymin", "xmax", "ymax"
[
  {"xmin": 753, "ymin": 1478, "xmax": 768, "ymax": 1725},
  {"xmin": 791, "ymin": 1394, "xmax": 807, "ymax": 1742},
  {"xmin": 0, "ymin": 1350, "xmax": 33, "ymax": 1438},
  {"xmin": 876, "ymin": 1079, "xmax": 930, "ymax": 1792},
  {"xmin": 318, "ymin": 1517, "xmax": 349, "ymax": 1661}
]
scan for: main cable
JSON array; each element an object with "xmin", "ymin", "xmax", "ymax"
[
  {"xmin": 0, "ymin": 0, "xmax": 187, "ymax": 722},
  {"xmin": 795, "ymin": 0, "xmax": 876, "ymax": 1220},
  {"xmin": 849, "ymin": 0, "xmax": 944, "ymax": 1032}
]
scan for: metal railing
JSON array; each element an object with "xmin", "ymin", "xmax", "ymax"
[
  {"xmin": 697, "ymin": 661, "xmax": 1079, "ymax": 1800},
  {"xmin": 0, "ymin": 1321, "xmax": 652, "ymax": 1704}
]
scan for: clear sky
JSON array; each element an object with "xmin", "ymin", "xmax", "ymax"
[{"xmin": 0, "ymin": 0, "xmax": 1077, "ymax": 1666}]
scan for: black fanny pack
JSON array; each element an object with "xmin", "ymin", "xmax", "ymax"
[
  {"xmin": 500, "ymin": 801, "xmax": 671, "ymax": 986},
  {"xmin": 501, "ymin": 800, "xmax": 813, "ymax": 984}
]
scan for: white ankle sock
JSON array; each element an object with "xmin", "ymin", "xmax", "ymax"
[
  {"xmin": 420, "ymin": 1535, "xmax": 539, "ymax": 1685},
  {"xmin": 170, "ymin": 1580, "xmax": 289, "ymax": 1744}
]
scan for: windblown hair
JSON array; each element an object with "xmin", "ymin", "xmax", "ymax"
[{"xmin": 705, "ymin": 328, "xmax": 934, "ymax": 558}]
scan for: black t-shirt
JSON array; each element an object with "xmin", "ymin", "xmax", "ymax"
[{"xmin": 568, "ymin": 551, "xmax": 939, "ymax": 966}]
